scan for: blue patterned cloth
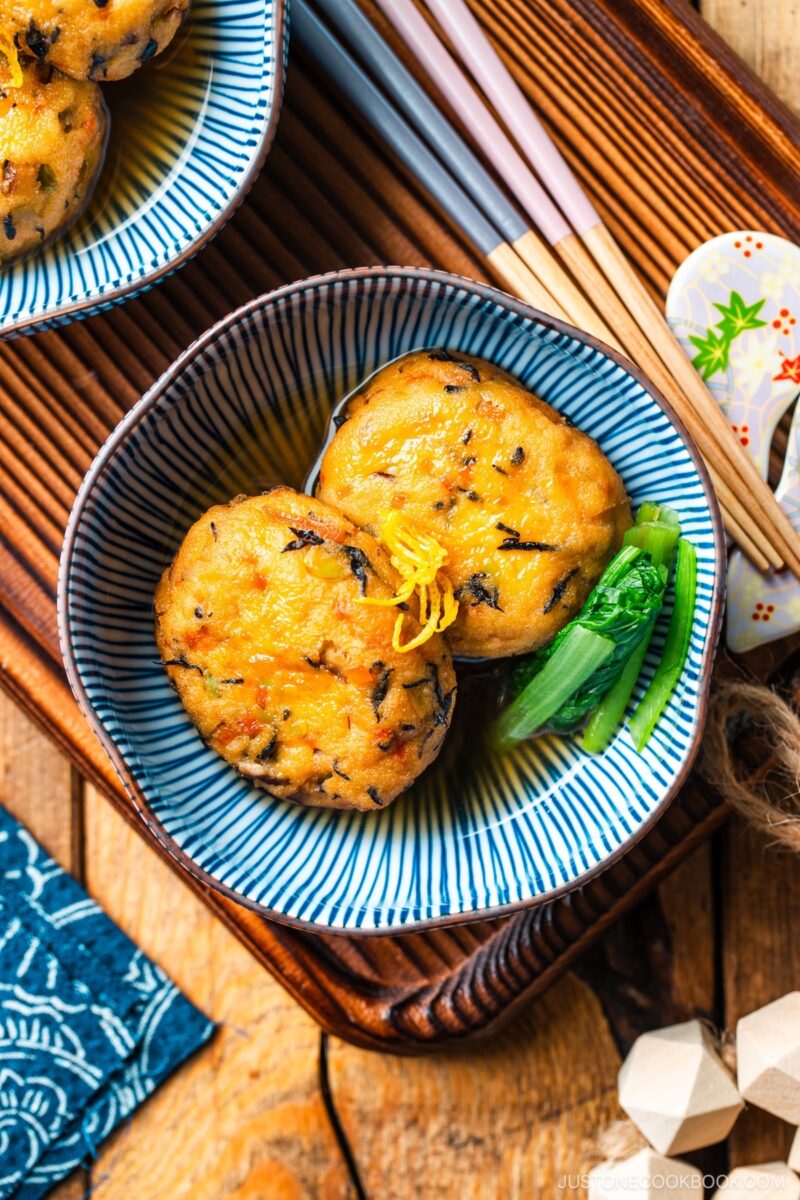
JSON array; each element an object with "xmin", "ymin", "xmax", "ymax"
[{"xmin": 0, "ymin": 806, "xmax": 215, "ymax": 1198}]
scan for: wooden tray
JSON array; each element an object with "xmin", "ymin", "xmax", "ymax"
[{"xmin": 2, "ymin": 0, "xmax": 799, "ymax": 1053}]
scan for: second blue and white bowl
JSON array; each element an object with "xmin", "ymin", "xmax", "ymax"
[
  {"xmin": 0, "ymin": 0, "xmax": 287, "ymax": 338},
  {"xmin": 58, "ymin": 267, "xmax": 725, "ymax": 933}
]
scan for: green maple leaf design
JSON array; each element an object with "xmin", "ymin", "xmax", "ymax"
[
  {"xmin": 713, "ymin": 290, "xmax": 767, "ymax": 340},
  {"xmin": 689, "ymin": 329, "xmax": 730, "ymax": 380}
]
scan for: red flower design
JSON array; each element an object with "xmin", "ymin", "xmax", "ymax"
[{"xmin": 774, "ymin": 354, "xmax": 800, "ymax": 384}]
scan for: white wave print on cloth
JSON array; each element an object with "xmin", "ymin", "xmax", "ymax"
[{"xmin": 0, "ymin": 807, "xmax": 214, "ymax": 1199}]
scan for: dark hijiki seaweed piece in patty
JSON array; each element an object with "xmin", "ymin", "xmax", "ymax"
[
  {"xmin": 342, "ymin": 545, "xmax": 373, "ymax": 596},
  {"xmin": 282, "ymin": 527, "xmax": 325, "ymax": 552},
  {"xmin": 543, "ymin": 568, "xmax": 580, "ymax": 614},
  {"xmin": 370, "ymin": 663, "xmax": 393, "ymax": 720},
  {"xmin": 455, "ymin": 573, "xmax": 502, "ymax": 612}
]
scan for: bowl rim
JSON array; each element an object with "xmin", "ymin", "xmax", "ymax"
[
  {"xmin": 57, "ymin": 264, "xmax": 726, "ymax": 936},
  {"xmin": 2, "ymin": 0, "xmax": 288, "ymax": 339}
]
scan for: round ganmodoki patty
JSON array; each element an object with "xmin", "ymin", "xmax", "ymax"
[
  {"xmin": 317, "ymin": 349, "xmax": 631, "ymax": 659},
  {"xmin": 10, "ymin": 0, "xmax": 190, "ymax": 82},
  {"xmin": 0, "ymin": 62, "xmax": 107, "ymax": 264},
  {"xmin": 155, "ymin": 488, "xmax": 457, "ymax": 812}
]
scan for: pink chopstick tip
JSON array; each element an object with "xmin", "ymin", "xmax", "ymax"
[
  {"xmin": 372, "ymin": 0, "xmax": 572, "ymax": 246},
  {"xmin": 424, "ymin": 0, "xmax": 599, "ymax": 236}
]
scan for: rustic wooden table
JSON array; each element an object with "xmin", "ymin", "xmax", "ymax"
[{"xmin": 3, "ymin": 1, "xmax": 799, "ymax": 1196}]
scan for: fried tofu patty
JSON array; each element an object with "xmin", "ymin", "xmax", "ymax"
[
  {"xmin": 10, "ymin": 0, "xmax": 189, "ymax": 82},
  {"xmin": 155, "ymin": 489, "xmax": 456, "ymax": 812},
  {"xmin": 0, "ymin": 63, "xmax": 106, "ymax": 264},
  {"xmin": 317, "ymin": 350, "xmax": 631, "ymax": 659}
]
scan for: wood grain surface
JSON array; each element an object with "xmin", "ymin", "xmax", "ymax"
[{"xmin": 2, "ymin": 1, "xmax": 800, "ymax": 1192}]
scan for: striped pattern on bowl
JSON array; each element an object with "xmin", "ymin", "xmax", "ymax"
[
  {"xmin": 0, "ymin": 0, "xmax": 287, "ymax": 339},
  {"xmin": 59, "ymin": 268, "xmax": 725, "ymax": 933}
]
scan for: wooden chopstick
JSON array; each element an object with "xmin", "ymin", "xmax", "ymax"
[
  {"xmin": 293, "ymin": 2, "xmax": 565, "ymax": 316},
  {"xmin": 421, "ymin": 0, "xmax": 799, "ymax": 575},
  {"xmin": 308, "ymin": 3, "xmax": 639, "ymax": 354},
  {"xmin": 313, "ymin": 0, "xmax": 624, "ymax": 349},
  {"xmin": 299, "ymin": 0, "xmax": 773, "ymax": 569},
  {"xmin": 551, "ymin": 230, "xmax": 784, "ymax": 568}
]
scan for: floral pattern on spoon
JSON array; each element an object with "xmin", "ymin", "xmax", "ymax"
[{"xmin": 667, "ymin": 230, "xmax": 800, "ymax": 653}]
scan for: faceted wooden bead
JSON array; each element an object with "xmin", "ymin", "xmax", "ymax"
[
  {"xmin": 737, "ymin": 993, "xmax": 800, "ymax": 1122},
  {"xmin": 618, "ymin": 1020, "xmax": 743, "ymax": 1154},
  {"xmin": 588, "ymin": 1148, "xmax": 703, "ymax": 1199},
  {"xmin": 712, "ymin": 1162, "xmax": 800, "ymax": 1198}
]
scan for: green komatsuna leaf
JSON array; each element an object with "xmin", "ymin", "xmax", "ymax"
[
  {"xmin": 712, "ymin": 290, "xmax": 767, "ymax": 340},
  {"xmin": 688, "ymin": 329, "xmax": 730, "ymax": 380},
  {"xmin": 511, "ymin": 546, "xmax": 666, "ymax": 734}
]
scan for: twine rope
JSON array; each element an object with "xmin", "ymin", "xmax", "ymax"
[{"xmin": 700, "ymin": 678, "xmax": 800, "ymax": 851}]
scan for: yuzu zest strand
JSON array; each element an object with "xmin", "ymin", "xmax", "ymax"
[{"xmin": 358, "ymin": 511, "xmax": 459, "ymax": 652}]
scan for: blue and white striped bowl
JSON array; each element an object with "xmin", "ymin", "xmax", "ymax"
[
  {"xmin": 0, "ymin": 0, "xmax": 287, "ymax": 339},
  {"xmin": 58, "ymin": 268, "xmax": 725, "ymax": 933}
]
